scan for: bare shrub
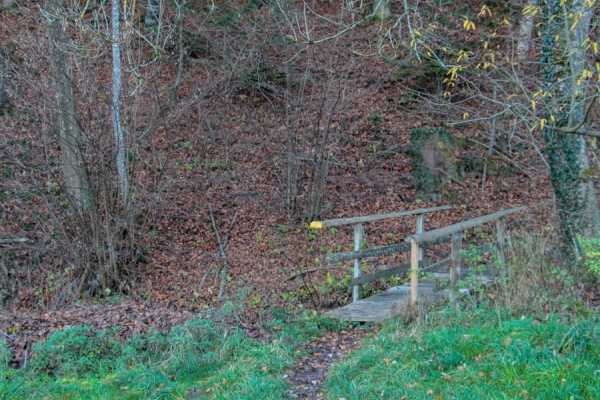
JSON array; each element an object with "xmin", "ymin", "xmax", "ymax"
[{"xmin": 487, "ymin": 226, "xmax": 575, "ymax": 314}]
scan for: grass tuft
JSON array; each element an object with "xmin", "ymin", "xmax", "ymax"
[{"xmin": 326, "ymin": 306, "xmax": 600, "ymax": 399}]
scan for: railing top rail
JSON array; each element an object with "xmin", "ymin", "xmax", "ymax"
[
  {"xmin": 405, "ymin": 206, "xmax": 527, "ymax": 244},
  {"xmin": 310, "ymin": 205, "xmax": 453, "ymax": 228}
]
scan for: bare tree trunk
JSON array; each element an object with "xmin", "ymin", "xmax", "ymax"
[
  {"xmin": 0, "ymin": 40, "xmax": 9, "ymax": 117},
  {"xmin": 111, "ymin": 0, "xmax": 129, "ymax": 207},
  {"xmin": 170, "ymin": 0, "xmax": 185, "ymax": 103},
  {"xmin": 517, "ymin": 0, "xmax": 537, "ymax": 61},
  {"xmin": 46, "ymin": 0, "xmax": 92, "ymax": 210}
]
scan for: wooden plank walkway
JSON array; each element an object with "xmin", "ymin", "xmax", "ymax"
[
  {"xmin": 325, "ymin": 273, "xmax": 496, "ymax": 322},
  {"xmin": 325, "ymin": 282, "xmax": 445, "ymax": 322}
]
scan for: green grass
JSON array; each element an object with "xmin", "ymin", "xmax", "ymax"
[
  {"xmin": 7, "ymin": 302, "xmax": 598, "ymax": 400},
  {"xmin": 3, "ymin": 305, "xmax": 600, "ymax": 400},
  {"xmin": 0, "ymin": 306, "xmax": 345, "ymax": 399},
  {"xmin": 325, "ymin": 303, "xmax": 600, "ymax": 399}
]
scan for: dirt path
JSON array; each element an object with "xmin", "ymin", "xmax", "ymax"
[{"xmin": 284, "ymin": 324, "xmax": 375, "ymax": 399}]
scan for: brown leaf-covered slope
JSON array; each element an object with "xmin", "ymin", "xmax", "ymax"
[{"xmin": 0, "ymin": 0, "xmax": 566, "ymax": 353}]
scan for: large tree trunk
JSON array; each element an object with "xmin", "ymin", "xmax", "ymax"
[
  {"xmin": 568, "ymin": 0, "xmax": 600, "ymax": 239},
  {"xmin": 543, "ymin": 0, "xmax": 600, "ymax": 254},
  {"xmin": 545, "ymin": 133, "xmax": 599, "ymax": 246},
  {"xmin": 46, "ymin": 0, "xmax": 92, "ymax": 210}
]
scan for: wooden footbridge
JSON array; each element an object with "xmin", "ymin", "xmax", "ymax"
[{"xmin": 309, "ymin": 205, "xmax": 527, "ymax": 322}]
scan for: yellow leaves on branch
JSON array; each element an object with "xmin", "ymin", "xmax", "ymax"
[
  {"xmin": 457, "ymin": 50, "xmax": 472, "ymax": 62},
  {"xmin": 463, "ymin": 17, "xmax": 475, "ymax": 31},
  {"xmin": 523, "ymin": 5, "xmax": 541, "ymax": 16},
  {"xmin": 583, "ymin": 37, "xmax": 599, "ymax": 54},
  {"xmin": 477, "ymin": 5, "xmax": 492, "ymax": 18},
  {"xmin": 443, "ymin": 66, "xmax": 461, "ymax": 88},
  {"xmin": 409, "ymin": 29, "xmax": 421, "ymax": 48},
  {"xmin": 532, "ymin": 116, "xmax": 555, "ymax": 132},
  {"xmin": 570, "ymin": 12, "xmax": 582, "ymax": 30},
  {"xmin": 577, "ymin": 68, "xmax": 593, "ymax": 85},
  {"xmin": 533, "ymin": 89, "xmax": 552, "ymax": 99},
  {"xmin": 531, "ymin": 117, "xmax": 548, "ymax": 131},
  {"xmin": 476, "ymin": 62, "xmax": 494, "ymax": 70}
]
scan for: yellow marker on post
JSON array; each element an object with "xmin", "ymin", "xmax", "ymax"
[{"xmin": 309, "ymin": 221, "xmax": 323, "ymax": 229}]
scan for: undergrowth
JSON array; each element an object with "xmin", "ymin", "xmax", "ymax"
[{"xmin": 0, "ymin": 305, "xmax": 345, "ymax": 399}]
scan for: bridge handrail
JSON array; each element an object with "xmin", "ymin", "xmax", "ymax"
[
  {"xmin": 310, "ymin": 205, "xmax": 453, "ymax": 228},
  {"xmin": 406, "ymin": 206, "xmax": 528, "ymax": 305},
  {"xmin": 310, "ymin": 205, "xmax": 453, "ymax": 302},
  {"xmin": 406, "ymin": 206, "xmax": 528, "ymax": 244}
]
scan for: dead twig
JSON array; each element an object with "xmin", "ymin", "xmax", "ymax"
[
  {"xmin": 198, "ymin": 264, "xmax": 216, "ymax": 294},
  {"xmin": 206, "ymin": 202, "xmax": 238, "ymax": 301},
  {"xmin": 284, "ymin": 264, "xmax": 347, "ymax": 281},
  {"xmin": 0, "ymin": 237, "xmax": 29, "ymax": 244}
]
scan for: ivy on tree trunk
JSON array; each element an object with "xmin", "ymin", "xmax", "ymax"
[{"xmin": 541, "ymin": 0, "xmax": 600, "ymax": 255}]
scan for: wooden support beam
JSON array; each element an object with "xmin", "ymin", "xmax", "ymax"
[
  {"xmin": 496, "ymin": 217, "xmax": 506, "ymax": 265},
  {"xmin": 353, "ymin": 223, "xmax": 363, "ymax": 302},
  {"xmin": 416, "ymin": 213, "xmax": 424, "ymax": 261},
  {"xmin": 450, "ymin": 232, "xmax": 462, "ymax": 303},
  {"xmin": 325, "ymin": 236, "xmax": 450, "ymax": 264},
  {"xmin": 310, "ymin": 205, "xmax": 453, "ymax": 228},
  {"xmin": 406, "ymin": 206, "xmax": 527, "ymax": 244},
  {"xmin": 410, "ymin": 241, "xmax": 419, "ymax": 305},
  {"xmin": 349, "ymin": 258, "xmax": 432, "ymax": 286}
]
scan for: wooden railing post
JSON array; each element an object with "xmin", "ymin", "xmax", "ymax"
[
  {"xmin": 496, "ymin": 217, "xmax": 506, "ymax": 265},
  {"xmin": 416, "ymin": 213, "xmax": 424, "ymax": 261},
  {"xmin": 450, "ymin": 232, "xmax": 462, "ymax": 303},
  {"xmin": 353, "ymin": 222, "xmax": 363, "ymax": 302},
  {"xmin": 410, "ymin": 241, "xmax": 419, "ymax": 305}
]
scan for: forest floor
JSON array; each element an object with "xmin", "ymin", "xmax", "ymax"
[{"xmin": 1, "ymin": 1, "xmax": 600, "ymax": 392}]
